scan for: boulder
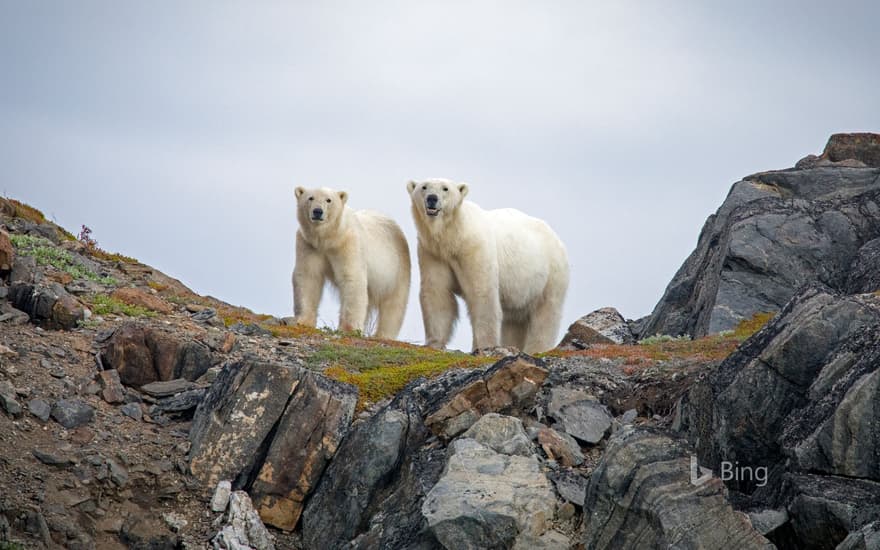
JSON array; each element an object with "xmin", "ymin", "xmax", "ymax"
[
  {"xmin": 422, "ymin": 438, "xmax": 556, "ymax": 549},
  {"xmin": 677, "ymin": 285, "xmax": 880, "ymax": 547},
  {"xmin": 781, "ymin": 473, "xmax": 880, "ymax": 550},
  {"xmin": 98, "ymin": 369, "xmax": 125, "ymax": 404},
  {"xmin": 0, "ymin": 381, "xmax": 22, "ymax": 418},
  {"xmin": 189, "ymin": 358, "xmax": 356, "ymax": 531},
  {"xmin": 211, "ymin": 491, "xmax": 275, "ymax": 550},
  {"xmin": 425, "ymin": 355, "xmax": 548, "ymax": 440},
  {"xmin": 581, "ymin": 427, "xmax": 772, "ymax": 549},
  {"xmin": 27, "ymin": 398, "xmax": 51, "ymax": 422},
  {"xmin": 537, "ymin": 426, "xmax": 584, "ymax": 467},
  {"xmin": 461, "ymin": 413, "xmax": 533, "ymax": 456},
  {"xmin": 640, "ymin": 136, "xmax": 880, "ymax": 337},
  {"xmin": 682, "ymin": 286, "xmax": 880, "ymax": 483},
  {"xmin": 303, "ymin": 358, "xmax": 535, "ymax": 549},
  {"xmin": 837, "ymin": 521, "xmax": 880, "ymax": 550},
  {"xmin": 559, "ymin": 307, "xmax": 633, "ymax": 348},
  {"xmin": 101, "ymin": 323, "xmax": 214, "ymax": 387},
  {"xmin": 0, "ymin": 228, "xmax": 13, "ymax": 274},
  {"xmin": 249, "ymin": 371, "xmax": 357, "ymax": 530},
  {"xmin": 50, "ymin": 399, "xmax": 94, "ymax": 429},
  {"xmin": 821, "ymin": 132, "xmax": 880, "ymax": 167},
  {"xmin": 547, "ymin": 387, "xmax": 611, "ymax": 444},
  {"xmin": 8, "ymin": 283, "xmax": 85, "ymax": 330}
]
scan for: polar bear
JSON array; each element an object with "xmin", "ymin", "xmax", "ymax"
[
  {"xmin": 408, "ymin": 178, "xmax": 569, "ymax": 354},
  {"xmin": 292, "ymin": 186, "xmax": 410, "ymax": 338}
]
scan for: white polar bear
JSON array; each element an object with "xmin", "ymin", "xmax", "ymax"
[
  {"xmin": 292, "ymin": 186, "xmax": 410, "ymax": 338},
  {"xmin": 408, "ymin": 178, "xmax": 569, "ymax": 354}
]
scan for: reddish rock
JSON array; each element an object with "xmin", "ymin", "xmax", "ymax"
[
  {"xmin": 102, "ymin": 323, "xmax": 213, "ymax": 387},
  {"xmin": 425, "ymin": 356, "xmax": 549, "ymax": 440},
  {"xmin": 0, "ymin": 229, "xmax": 13, "ymax": 274},
  {"xmin": 250, "ymin": 371, "xmax": 357, "ymax": 530},
  {"xmin": 822, "ymin": 133, "xmax": 880, "ymax": 167},
  {"xmin": 111, "ymin": 287, "xmax": 174, "ymax": 314},
  {"xmin": 537, "ymin": 426, "xmax": 584, "ymax": 467},
  {"xmin": 98, "ymin": 369, "xmax": 126, "ymax": 404}
]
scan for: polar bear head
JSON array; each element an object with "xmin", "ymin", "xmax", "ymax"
[
  {"xmin": 295, "ymin": 186, "xmax": 348, "ymax": 228},
  {"xmin": 407, "ymin": 178, "xmax": 469, "ymax": 221}
]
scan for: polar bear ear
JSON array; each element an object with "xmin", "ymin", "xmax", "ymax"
[
  {"xmin": 458, "ymin": 183, "xmax": 469, "ymax": 198},
  {"xmin": 407, "ymin": 180, "xmax": 418, "ymax": 193},
  {"xmin": 338, "ymin": 191, "xmax": 348, "ymax": 204},
  {"xmin": 294, "ymin": 186, "xmax": 305, "ymax": 199}
]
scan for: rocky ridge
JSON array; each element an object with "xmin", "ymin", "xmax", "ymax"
[{"xmin": 2, "ymin": 133, "xmax": 880, "ymax": 550}]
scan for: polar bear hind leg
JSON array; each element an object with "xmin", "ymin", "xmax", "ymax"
[
  {"xmin": 375, "ymin": 283, "xmax": 409, "ymax": 339},
  {"xmin": 501, "ymin": 319, "xmax": 527, "ymax": 350},
  {"xmin": 521, "ymin": 274, "xmax": 568, "ymax": 354}
]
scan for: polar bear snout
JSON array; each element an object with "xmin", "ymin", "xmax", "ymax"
[
  {"xmin": 425, "ymin": 194, "xmax": 441, "ymax": 216},
  {"xmin": 311, "ymin": 207, "xmax": 324, "ymax": 221}
]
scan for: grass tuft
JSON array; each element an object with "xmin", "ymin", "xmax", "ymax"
[
  {"xmin": 88, "ymin": 294, "xmax": 157, "ymax": 317},
  {"xmin": 4, "ymin": 198, "xmax": 46, "ymax": 223},
  {"xmin": 10, "ymin": 234, "xmax": 116, "ymax": 285},
  {"xmin": 317, "ymin": 341, "xmax": 493, "ymax": 409}
]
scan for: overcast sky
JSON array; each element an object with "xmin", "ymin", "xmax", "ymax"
[{"xmin": 2, "ymin": 2, "xmax": 879, "ymax": 350}]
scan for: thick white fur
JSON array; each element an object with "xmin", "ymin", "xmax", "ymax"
[
  {"xmin": 408, "ymin": 178, "xmax": 569, "ymax": 353},
  {"xmin": 292, "ymin": 186, "xmax": 410, "ymax": 338}
]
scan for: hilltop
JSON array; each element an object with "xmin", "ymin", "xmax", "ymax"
[{"xmin": 1, "ymin": 133, "xmax": 879, "ymax": 549}]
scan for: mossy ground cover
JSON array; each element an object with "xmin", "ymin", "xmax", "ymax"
[
  {"xmin": 9, "ymin": 234, "xmax": 116, "ymax": 285},
  {"xmin": 543, "ymin": 312, "xmax": 776, "ymax": 367},
  {"xmin": 88, "ymin": 294, "xmax": 157, "ymax": 318},
  {"xmin": 316, "ymin": 339, "xmax": 493, "ymax": 410}
]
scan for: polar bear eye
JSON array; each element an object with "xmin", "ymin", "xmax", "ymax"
[
  {"xmin": 422, "ymin": 185, "xmax": 427, "ymax": 191},
  {"xmin": 326, "ymin": 198, "xmax": 331, "ymax": 203},
  {"xmin": 442, "ymin": 186, "xmax": 448, "ymax": 192},
  {"xmin": 308, "ymin": 196, "xmax": 314, "ymax": 201}
]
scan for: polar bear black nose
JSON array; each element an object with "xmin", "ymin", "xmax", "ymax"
[
  {"xmin": 312, "ymin": 208, "xmax": 323, "ymax": 219},
  {"xmin": 426, "ymin": 194, "xmax": 439, "ymax": 207}
]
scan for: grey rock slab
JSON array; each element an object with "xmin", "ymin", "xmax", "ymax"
[
  {"xmin": 422, "ymin": 438, "xmax": 556, "ymax": 549},
  {"xmin": 140, "ymin": 378, "xmax": 196, "ymax": 397},
  {"xmin": 462, "ymin": 412, "xmax": 533, "ymax": 456},
  {"xmin": 28, "ymin": 398, "xmax": 51, "ymax": 422},
  {"xmin": 120, "ymin": 402, "xmax": 143, "ymax": 421},
  {"xmin": 50, "ymin": 399, "xmax": 94, "ymax": 428},
  {"xmin": 211, "ymin": 480, "xmax": 232, "ymax": 513},
  {"xmin": 582, "ymin": 427, "xmax": 772, "ymax": 549}
]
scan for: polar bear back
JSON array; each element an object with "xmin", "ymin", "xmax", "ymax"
[
  {"xmin": 487, "ymin": 208, "xmax": 568, "ymax": 312},
  {"xmin": 352, "ymin": 210, "xmax": 411, "ymax": 301}
]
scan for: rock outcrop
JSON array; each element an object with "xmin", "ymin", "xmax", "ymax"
[
  {"xmin": 422, "ymin": 437, "xmax": 556, "ymax": 549},
  {"xmin": 302, "ymin": 355, "xmax": 551, "ymax": 550},
  {"xmin": 582, "ymin": 427, "xmax": 772, "ymax": 549},
  {"xmin": 101, "ymin": 322, "xmax": 215, "ymax": 387},
  {"xmin": 189, "ymin": 358, "xmax": 357, "ymax": 531},
  {"xmin": 640, "ymin": 133, "xmax": 880, "ymax": 338},
  {"xmin": 678, "ymin": 284, "xmax": 880, "ymax": 547},
  {"xmin": 559, "ymin": 307, "xmax": 634, "ymax": 348}
]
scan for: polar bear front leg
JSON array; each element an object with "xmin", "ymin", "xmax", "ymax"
[
  {"xmin": 456, "ymin": 256, "xmax": 502, "ymax": 351},
  {"xmin": 418, "ymin": 246, "xmax": 458, "ymax": 349},
  {"xmin": 331, "ymin": 253, "xmax": 369, "ymax": 333},
  {"xmin": 292, "ymin": 234, "xmax": 326, "ymax": 327}
]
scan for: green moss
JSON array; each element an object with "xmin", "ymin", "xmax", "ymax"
[
  {"xmin": 0, "ymin": 542, "xmax": 26, "ymax": 550},
  {"xmin": 88, "ymin": 294, "xmax": 156, "ymax": 317},
  {"xmin": 318, "ymin": 342, "xmax": 493, "ymax": 409},
  {"xmin": 9, "ymin": 234, "xmax": 116, "ymax": 285},
  {"xmin": 733, "ymin": 311, "xmax": 776, "ymax": 340},
  {"xmin": 638, "ymin": 333, "xmax": 691, "ymax": 345}
]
